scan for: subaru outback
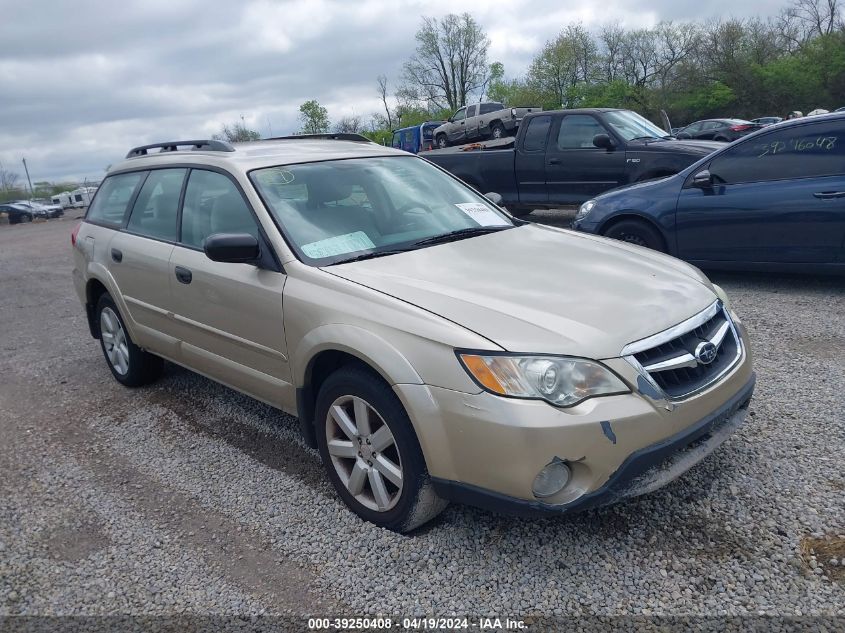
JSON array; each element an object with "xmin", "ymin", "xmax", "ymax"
[{"xmin": 72, "ymin": 135, "xmax": 755, "ymax": 532}]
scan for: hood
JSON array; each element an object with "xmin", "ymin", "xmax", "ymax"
[{"xmin": 325, "ymin": 224, "xmax": 717, "ymax": 359}]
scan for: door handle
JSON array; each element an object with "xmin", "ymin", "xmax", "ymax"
[
  {"xmin": 110, "ymin": 248, "xmax": 122, "ymax": 263},
  {"xmin": 174, "ymin": 265, "xmax": 192, "ymax": 284},
  {"xmin": 460, "ymin": 121, "xmax": 465, "ymax": 125},
  {"xmin": 813, "ymin": 191, "xmax": 845, "ymax": 199},
  {"xmin": 548, "ymin": 158, "xmax": 561, "ymax": 165}
]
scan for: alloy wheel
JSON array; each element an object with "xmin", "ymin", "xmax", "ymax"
[
  {"xmin": 325, "ymin": 395, "xmax": 403, "ymax": 512},
  {"xmin": 100, "ymin": 307, "xmax": 129, "ymax": 375}
]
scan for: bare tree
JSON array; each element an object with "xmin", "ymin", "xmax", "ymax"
[
  {"xmin": 598, "ymin": 23, "xmax": 626, "ymax": 83},
  {"xmin": 376, "ymin": 75, "xmax": 393, "ymax": 129},
  {"xmin": 213, "ymin": 121, "xmax": 261, "ymax": 142},
  {"xmin": 333, "ymin": 115, "xmax": 364, "ymax": 134},
  {"xmin": 0, "ymin": 167, "xmax": 20, "ymax": 191},
  {"xmin": 402, "ymin": 13, "xmax": 490, "ymax": 110}
]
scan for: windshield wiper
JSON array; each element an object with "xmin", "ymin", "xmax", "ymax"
[
  {"xmin": 410, "ymin": 225, "xmax": 511, "ymax": 247},
  {"xmin": 629, "ymin": 135, "xmax": 664, "ymax": 142},
  {"xmin": 330, "ymin": 248, "xmax": 413, "ymax": 265}
]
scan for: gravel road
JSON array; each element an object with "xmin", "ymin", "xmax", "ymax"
[{"xmin": 0, "ymin": 217, "xmax": 843, "ymax": 627}]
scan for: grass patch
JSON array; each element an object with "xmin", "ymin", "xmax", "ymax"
[{"xmin": 800, "ymin": 535, "xmax": 845, "ymax": 582}]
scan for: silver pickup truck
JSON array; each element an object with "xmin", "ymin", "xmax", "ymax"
[{"xmin": 433, "ymin": 102, "xmax": 540, "ymax": 148}]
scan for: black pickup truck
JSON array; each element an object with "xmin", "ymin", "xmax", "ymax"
[{"xmin": 425, "ymin": 108, "xmax": 722, "ymax": 215}]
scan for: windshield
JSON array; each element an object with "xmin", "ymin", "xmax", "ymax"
[
  {"xmin": 604, "ymin": 110, "xmax": 668, "ymax": 141},
  {"xmin": 250, "ymin": 156, "xmax": 513, "ymax": 265}
]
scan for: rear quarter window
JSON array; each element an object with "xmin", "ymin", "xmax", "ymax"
[{"xmin": 86, "ymin": 172, "xmax": 146, "ymax": 226}]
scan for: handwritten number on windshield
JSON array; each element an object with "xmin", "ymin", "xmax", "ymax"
[{"xmin": 756, "ymin": 136, "xmax": 837, "ymax": 157}]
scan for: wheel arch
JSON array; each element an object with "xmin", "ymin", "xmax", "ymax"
[
  {"xmin": 293, "ymin": 325, "xmax": 423, "ymax": 448},
  {"xmin": 597, "ymin": 212, "xmax": 671, "ymax": 253}
]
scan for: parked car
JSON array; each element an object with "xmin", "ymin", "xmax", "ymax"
[
  {"xmin": 433, "ymin": 102, "xmax": 539, "ymax": 148},
  {"xmin": 72, "ymin": 135, "xmax": 754, "ymax": 531},
  {"xmin": 426, "ymin": 108, "xmax": 722, "ymax": 213},
  {"xmin": 750, "ymin": 116, "xmax": 782, "ymax": 126},
  {"xmin": 0, "ymin": 203, "xmax": 34, "ymax": 224},
  {"xmin": 12, "ymin": 200, "xmax": 64, "ymax": 218},
  {"xmin": 674, "ymin": 119, "xmax": 763, "ymax": 142},
  {"xmin": 836, "ymin": 107, "xmax": 845, "ymax": 113},
  {"xmin": 573, "ymin": 113, "xmax": 845, "ymax": 273},
  {"xmin": 391, "ymin": 121, "xmax": 445, "ymax": 154}
]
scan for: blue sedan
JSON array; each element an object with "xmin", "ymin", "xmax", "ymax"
[{"xmin": 572, "ymin": 113, "xmax": 845, "ymax": 273}]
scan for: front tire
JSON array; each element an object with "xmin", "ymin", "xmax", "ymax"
[
  {"xmin": 436, "ymin": 134, "xmax": 448, "ymax": 149},
  {"xmin": 603, "ymin": 219, "xmax": 666, "ymax": 252},
  {"xmin": 96, "ymin": 293, "xmax": 163, "ymax": 387},
  {"xmin": 315, "ymin": 364, "xmax": 447, "ymax": 532}
]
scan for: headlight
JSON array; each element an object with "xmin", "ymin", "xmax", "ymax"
[
  {"xmin": 458, "ymin": 353, "xmax": 629, "ymax": 407},
  {"xmin": 712, "ymin": 284, "xmax": 732, "ymax": 312},
  {"xmin": 576, "ymin": 199, "xmax": 596, "ymax": 220}
]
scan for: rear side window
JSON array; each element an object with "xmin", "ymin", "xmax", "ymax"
[
  {"xmin": 180, "ymin": 170, "xmax": 258, "ymax": 248},
  {"xmin": 480, "ymin": 103, "xmax": 501, "ymax": 115},
  {"xmin": 126, "ymin": 169, "xmax": 186, "ymax": 241},
  {"xmin": 86, "ymin": 172, "xmax": 145, "ymax": 226},
  {"xmin": 522, "ymin": 115, "xmax": 551, "ymax": 152},
  {"xmin": 708, "ymin": 121, "xmax": 845, "ymax": 185},
  {"xmin": 466, "ymin": 105, "xmax": 477, "ymax": 118}
]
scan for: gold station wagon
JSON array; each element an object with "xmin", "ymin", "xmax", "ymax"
[{"xmin": 72, "ymin": 135, "xmax": 755, "ymax": 531}]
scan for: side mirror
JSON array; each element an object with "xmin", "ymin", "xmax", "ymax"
[
  {"xmin": 691, "ymin": 169, "xmax": 713, "ymax": 188},
  {"xmin": 592, "ymin": 134, "xmax": 614, "ymax": 150},
  {"xmin": 676, "ymin": 132, "xmax": 690, "ymax": 140},
  {"xmin": 485, "ymin": 192, "xmax": 503, "ymax": 206},
  {"xmin": 204, "ymin": 233, "xmax": 260, "ymax": 263}
]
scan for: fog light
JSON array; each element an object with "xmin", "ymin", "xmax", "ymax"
[{"xmin": 532, "ymin": 459, "xmax": 571, "ymax": 498}]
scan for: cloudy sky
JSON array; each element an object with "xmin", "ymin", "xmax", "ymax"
[{"xmin": 2, "ymin": 0, "xmax": 780, "ymax": 184}]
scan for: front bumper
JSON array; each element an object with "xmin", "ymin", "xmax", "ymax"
[
  {"xmin": 393, "ymin": 326, "xmax": 754, "ymax": 513},
  {"xmin": 430, "ymin": 373, "xmax": 754, "ymax": 516}
]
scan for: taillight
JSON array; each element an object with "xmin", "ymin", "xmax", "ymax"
[
  {"xmin": 71, "ymin": 222, "xmax": 81, "ymax": 247},
  {"xmin": 730, "ymin": 124, "xmax": 752, "ymax": 131}
]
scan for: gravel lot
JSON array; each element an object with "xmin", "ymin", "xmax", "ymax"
[{"xmin": 0, "ymin": 217, "xmax": 843, "ymax": 626}]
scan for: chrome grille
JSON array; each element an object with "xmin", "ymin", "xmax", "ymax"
[{"xmin": 623, "ymin": 302, "xmax": 741, "ymax": 400}]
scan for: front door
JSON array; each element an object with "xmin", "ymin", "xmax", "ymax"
[
  {"xmin": 544, "ymin": 114, "xmax": 626, "ymax": 203},
  {"xmin": 168, "ymin": 168, "xmax": 292, "ymax": 408},
  {"xmin": 448, "ymin": 107, "xmax": 468, "ymax": 145},
  {"xmin": 675, "ymin": 120, "xmax": 845, "ymax": 264}
]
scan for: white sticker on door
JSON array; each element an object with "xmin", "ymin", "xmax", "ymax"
[
  {"xmin": 301, "ymin": 231, "xmax": 376, "ymax": 259},
  {"xmin": 454, "ymin": 202, "xmax": 510, "ymax": 227}
]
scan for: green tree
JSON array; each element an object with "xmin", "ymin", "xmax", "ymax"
[{"xmin": 299, "ymin": 100, "xmax": 330, "ymax": 134}]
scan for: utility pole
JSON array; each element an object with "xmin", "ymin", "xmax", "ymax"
[{"xmin": 22, "ymin": 158, "xmax": 34, "ymax": 198}]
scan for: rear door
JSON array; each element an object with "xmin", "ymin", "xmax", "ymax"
[
  {"xmin": 106, "ymin": 169, "xmax": 185, "ymax": 356},
  {"xmin": 675, "ymin": 119, "xmax": 845, "ymax": 264},
  {"xmin": 544, "ymin": 114, "xmax": 626, "ymax": 203},
  {"xmin": 464, "ymin": 104, "xmax": 480, "ymax": 140},
  {"xmin": 168, "ymin": 168, "xmax": 292, "ymax": 408}
]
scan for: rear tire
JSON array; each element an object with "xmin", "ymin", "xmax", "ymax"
[
  {"xmin": 315, "ymin": 364, "xmax": 447, "ymax": 532},
  {"xmin": 490, "ymin": 122, "xmax": 505, "ymax": 139},
  {"xmin": 603, "ymin": 219, "xmax": 666, "ymax": 252},
  {"xmin": 96, "ymin": 293, "xmax": 163, "ymax": 387}
]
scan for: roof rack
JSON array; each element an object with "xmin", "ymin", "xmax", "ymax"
[
  {"xmin": 125, "ymin": 140, "xmax": 235, "ymax": 159},
  {"xmin": 266, "ymin": 133, "xmax": 373, "ymax": 143}
]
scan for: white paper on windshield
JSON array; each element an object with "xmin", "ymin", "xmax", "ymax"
[
  {"xmin": 301, "ymin": 231, "xmax": 375, "ymax": 258},
  {"xmin": 454, "ymin": 202, "xmax": 510, "ymax": 227}
]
